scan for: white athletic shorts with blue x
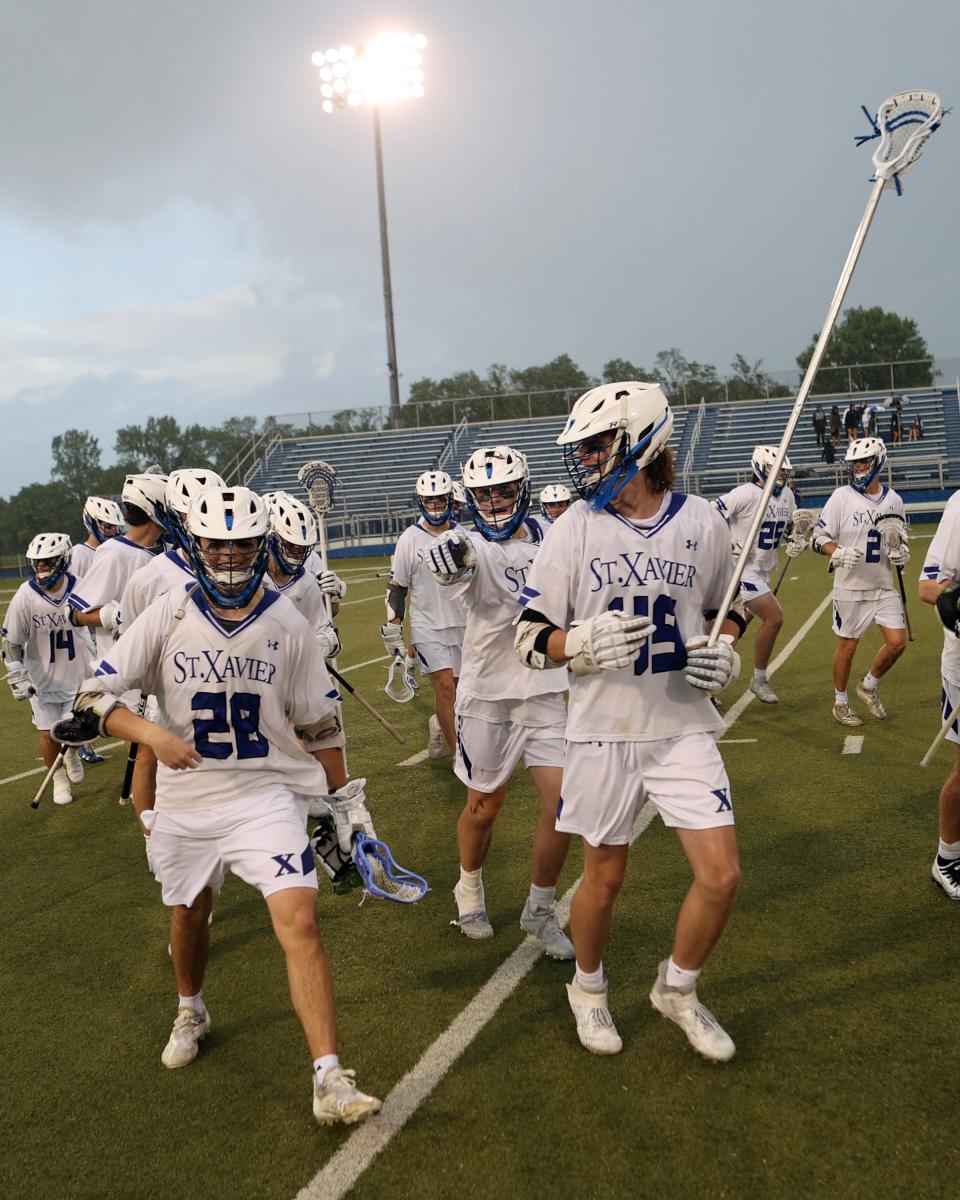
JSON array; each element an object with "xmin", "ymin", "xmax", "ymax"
[
  {"xmin": 831, "ymin": 591, "xmax": 904, "ymax": 640},
  {"xmin": 739, "ymin": 567, "xmax": 773, "ymax": 604},
  {"xmin": 558, "ymin": 732, "xmax": 734, "ymax": 846},
  {"xmin": 414, "ymin": 640, "xmax": 463, "ymax": 677}
]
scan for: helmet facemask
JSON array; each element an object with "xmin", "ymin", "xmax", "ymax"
[
  {"xmin": 466, "ymin": 477, "xmax": 530, "ymax": 541},
  {"xmin": 269, "ymin": 532, "xmax": 311, "ymax": 576},
  {"xmin": 417, "ymin": 492, "xmax": 453, "ymax": 528},
  {"xmin": 189, "ymin": 535, "xmax": 269, "ymax": 609},
  {"xmin": 30, "ymin": 551, "xmax": 70, "ymax": 591}
]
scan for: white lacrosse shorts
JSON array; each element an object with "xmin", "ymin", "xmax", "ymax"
[
  {"xmin": 831, "ymin": 593, "xmax": 905, "ymax": 640},
  {"xmin": 453, "ymin": 712, "xmax": 565, "ymax": 793},
  {"xmin": 739, "ymin": 568, "xmax": 773, "ymax": 603},
  {"xmin": 142, "ymin": 792, "xmax": 317, "ymax": 908},
  {"xmin": 414, "ymin": 640, "xmax": 462, "ymax": 677},
  {"xmin": 942, "ymin": 678, "xmax": 960, "ymax": 747},
  {"xmin": 29, "ymin": 696, "xmax": 74, "ymax": 732},
  {"xmin": 557, "ymin": 733, "xmax": 735, "ymax": 846}
]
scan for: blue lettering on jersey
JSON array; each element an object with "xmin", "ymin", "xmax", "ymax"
[
  {"xmin": 30, "ymin": 611, "xmax": 71, "ymax": 630},
  {"xmin": 504, "ymin": 561, "xmax": 533, "ymax": 593},
  {"xmin": 172, "ymin": 650, "xmax": 278, "ymax": 686},
  {"xmin": 588, "ymin": 551, "xmax": 698, "ymax": 593}
]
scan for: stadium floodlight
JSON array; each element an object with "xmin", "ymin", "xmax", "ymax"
[{"xmin": 311, "ymin": 33, "xmax": 429, "ymax": 428}]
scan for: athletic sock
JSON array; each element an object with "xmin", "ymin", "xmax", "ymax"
[
  {"xmin": 665, "ymin": 957, "xmax": 701, "ymax": 993},
  {"xmin": 752, "ymin": 668, "xmax": 767, "ymax": 683},
  {"xmin": 938, "ymin": 838, "xmax": 960, "ymax": 862},
  {"xmin": 456, "ymin": 866, "xmax": 484, "ymax": 913},
  {"xmin": 574, "ymin": 962, "xmax": 605, "ymax": 993},
  {"xmin": 178, "ymin": 992, "xmax": 204, "ymax": 1014},
  {"xmin": 835, "ymin": 690, "xmax": 848, "ymax": 706},
  {"xmin": 529, "ymin": 883, "xmax": 556, "ymax": 910},
  {"xmin": 862, "ymin": 672, "xmax": 880, "ymax": 691},
  {"xmin": 313, "ymin": 1054, "xmax": 339, "ymax": 1086}
]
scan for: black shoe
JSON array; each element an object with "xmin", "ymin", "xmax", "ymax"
[{"xmin": 78, "ymin": 745, "xmax": 106, "ymax": 764}]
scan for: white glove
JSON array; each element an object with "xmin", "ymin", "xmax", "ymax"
[
  {"xmin": 785, "ymin": 536, "xmax": 806, "ymax": 559},
  {"xmin": 329, "ymin": 778, "xmax": 375, "ymax": 855},
  {"xmin": 99, "ymin": 600, "xmax": 121, "ymax": 632},
  {"xmin": 829, "ymin": 546, "xmax": 863, "ymax": 572},
  {"xmin": 887, "ymin": 543, "xmax": 910, "ymax": 568},
  {"xmin": 564, "ymin": 610, "xmax": 656, "ymax": 677},
  {"xmin": 427, "ymin": 533, "xmax": 476, "ymax": 583},
  {"xmin": 381, "ymin": 622, "xmax": 405, "ymax": 656},
  {"xmin": 684, "ymin": 634, "xmax": 740, "ymax": 693},
  {"xmin": 316, "ymin": 624, "xmax": 341, "ymax": 659},
  {"xmin": 4, "ymin": 665, "xmax": 35, "ymax": 701},
  {"xmin": 318, "ymin": 570, "xmax": 347, "ymax": 599}
]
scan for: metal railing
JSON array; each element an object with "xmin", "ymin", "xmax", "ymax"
[
  {"xmin": 437, "ymin": 416, "xmax": 468, "ymax": 472},
  {"xmin": 681, "ymin": 398, "xmax": 706, "ymax": 491}
]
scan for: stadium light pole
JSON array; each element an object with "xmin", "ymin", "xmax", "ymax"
[{"xmin": 311, "ymin": 32, "xmax": 428, "ymax": 430}]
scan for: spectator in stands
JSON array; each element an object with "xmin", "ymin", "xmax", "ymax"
[
  {"xmin": 890, "ymin": 408, "xmax": 903, "ymax": 445},
  {"xmin": 858, "ymin": 401, "xmax": 868, "ymax": 432},
  {"xmin": 830, "ymin": 405, "xmax": 842, "ymax": 441},
  {"xmin": 822, "ymin": 436, "xmax": 837, "ymax": 465},
  {"xmin": 867, "ymin": 409, "xmax": 879, "ymax": 438},
  {"xmin": 844, "ymin": 403, "xmax": 860, "ymax": 443},
  {"xmin": 909, "ymin": 415, "xmax": 923, "ymax": 441},
  {"xmin": 812, "ymin": 406, "xmax": 827, "ymax": 446}
]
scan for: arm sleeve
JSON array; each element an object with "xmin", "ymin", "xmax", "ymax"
[
  {"xmin": 390, "ymin": 533, "xmax": 412, "ymax": 588},
  {"xmin": 923, "ymin": 501, "xmax": 960, "ymax": 583},
  {"xmin": 517, "ymin": 519, "xmax": 576, "ymax": 630},
  {"xmin": 68, "ymin": 548, "xmax": 123, "ymax": 612},
  {"xmin": 83, "ymin": 603, "xmax": 164, "ymax": 696},
  {"xmin": 702, "ymin": 508, "xmax": 737, "ymax": 617},
  {"xmin": 815, "ymin": 493, "xmax": 840, "ymax": 543},
  {"xmin": 288, "ymin": 622, "xmax": 341, "ymax": 728},
  {"xmin": 3, "ymin": 590, "xmax": 30, "ymax": 648}
]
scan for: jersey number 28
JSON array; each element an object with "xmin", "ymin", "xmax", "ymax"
[{"xmin": 191, "ymin": 691, "xmax": 269, "ymax": 760}]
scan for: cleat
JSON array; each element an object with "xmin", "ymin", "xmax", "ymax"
[
  {"xmin": 77, "ymin": 744, "xmax": 106, "ymax": 764},
  {"xmin": 52, "ymin": 769, "xmax": 73, "ymax": 807},
  {"xmin": 749, "ymin": 678, "xmax": 778, "ymax": 704},
  {"xmin": 161, "ymin": 1005, "xmax": 211, "ymax": 1068},
  {"xmin": 427, "ymin": 714, "xmax": 446, "ymax": 759},
  {"xmin": 832, "ymin": 703, "xmax": 863, "ymax": 727},
  {"xmin": 452, "ymin": 881, "xmax": 493, "ymax": 938},
  {"xmin": 520, "ymin": 898, "xmax": 574, "ymax": 960},
  {"xmin": 856, "ymin": 681, "xmax": 887, "ymax": 721},
  {"xmin": 649, "ymin": 961, "xmax": 735, "ymax": 1063},
  {"xmin": 932, "ymin": 855, "xmax": 960, "ymax": 900},
  {"xmin": 313, "ymin": 1066, "xmax": 381, "ymax": 1126},
  {"xmin": 63, "ymin": 748, "xmax": 85, "ymax": 784},
  {"xmin": 566, "ymin": 980, "xmax": 622, "ymax": 1055}
]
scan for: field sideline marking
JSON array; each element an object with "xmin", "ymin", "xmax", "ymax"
[
  {"xmin": 295, "ymin": 586, "xmax": 833, "ymax": 1200},
  {"xmin": 0, "ymin": 740, "xmax": 125, "ymax": 788},
  {"xmin": 842, "ymin": 735, "xmax": 864, "ymax": 755},
  {"xmin": 398, "ymin": 749, "xmax": 430, "ymax": 767}
]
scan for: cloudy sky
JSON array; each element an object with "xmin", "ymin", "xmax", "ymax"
[{"xmin": 1, "ymin": 0, "xmax": 957, "ymax": 496}]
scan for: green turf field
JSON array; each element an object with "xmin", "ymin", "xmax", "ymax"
[{"xmin": 0, "ymin": 540, "xmax": 955, "ymax": 1200}]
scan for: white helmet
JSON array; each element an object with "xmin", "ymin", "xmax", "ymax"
[
  {"xmin": 122, "ymin": 472, "xmax": 169, "ymax": 527},
  {"xmin": 539, "ymin": 484, "xmax": 572, "ymax": 520},
  {"xmin": 186, "ymin": 487, "xmax": 270, "ymax": 608},
  {"xmin": 557, "ymin": 381, "xmax": 673, "ymax": 507},
  {"xmin": 451, "ymin": 481, "xmax": 467, "ymax": 505},
  {"xmin": 165, "ymin": 469, "xmax": 227, "ymax": 549},
  {"xmin": 268, "ymin": 493, "xmax": 318, "ymax": 574},
  {"xmin": 845, "ymin": 437, "xmax": 887, "ymax": 493},
  {"xmin": 82, "ymin": 496, "xmax": 124, "ymax": 544},
  {"xmin": 260, "ymin": 489, "xmax": 295, "ymax": 514},
  {"xmin": 415, "ymin": 470, "xmax": 454, "ymax": 527},
  {"xmin": 751, "ymin": 445, "xmax": 792, "ymax": 497},
  {"xmin": 26, "ymin": 532, "xmax": 73, "ymax": 590},
  {"xmin": 461, "ymin": 445, "xmax": 530, "ymax": 541}
]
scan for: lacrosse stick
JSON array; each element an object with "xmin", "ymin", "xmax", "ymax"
[
  {"xmin": 873, "ymin": 513, "xmax": 915, "ymax": 641},
  {"xmin": 384, "ymin": 650, "xmax": 416, "ymax": 703},
  {"xmin": 772, "ymin": 510, "xmax": 817, "ymax": 596},
  {"xmin": 119, "ymin": 693, "xmax": 148, "ymax": 805},
  {"xmin": 709, "ymin": 91, "xmax": 944, "ymax": 646},
  {"xmin": 921, "ymin": 694, "xmax": 960, "ymax": 768},
  {"xmin": 327, "ymin": 662, "xmax": 405, "ymax": 744},
  {"xmin": 297, "ymin": 459, "xmax": 338, "ymax": 623},
  {"xmin": 352, "ymin": 833, "xmax": 429, "ymax": 903},
  {"xmin": 31, "ymin": 752, "xmax": 64, "ymax": 810}
]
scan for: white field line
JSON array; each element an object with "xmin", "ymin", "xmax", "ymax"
[
  {"xmin": 340, "ymin": 654, "xmax": 390, "ymax": 674},
  {"xmin": 718, "ymin": 738, "xmax": 758, "ymax": 745},
  {"xmin": 398, "ymin": 749, "xmax": 430, "ymax": 767},
  {"xmin": 340, "ymin": 593, "xmax": 386, "ymax": 608},
  {"xmin": 842, "ymin": 735, "xmax": 864, "ymax": 755},
  {"xmin": 0, "ymin": 740, "xmax": 125, "ymax": 788},
  {"xmin": 296, "ymin": 588, "xmax": 831, "ymax": 1200}
]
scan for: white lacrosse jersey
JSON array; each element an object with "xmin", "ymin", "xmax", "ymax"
[
  {"xmin": 266, "ymin": 569, "xmax": 338, "ymax": 651},
  {"xmin": 121, "ymin": 549, "xmax": 196, "ymax": 626},
  {"xmin": 520, "ymin": 494, "xmax": 732, "ymax": 742},
  {"xmin": 85, "ymin": 586, "xmax": 338, "ymax": 811},
  {"xmin": 68, "ymin": 535, "xmax": 158, "ymax": 659},
  {"xmin": 2, "ymin": 575, "xmax": 92, "ymax": 702},
  {"xmin": 921, "ymin": 490, "xmax": 960, "ymax": 685},
  {"xmin": 816, "ymin": 484, "xmax": 905, "ymax": 598},
  {"xmin": 305, "ymin": 550, "xmax": 325, "ymax": 577},
  {"xmin": 449, "ymin": 518, "xmax": 567, "ymax": 703},
  {"xmin": 69, "ymin": 542, "xmax": 96, "ymax": 579},
  {"xmin": 391, "ymin": 519, "xmax": 468, "ymax": 647},
  {"xmin": 714, "ymin": 482, "xmax": 796, "ymax": 577}
]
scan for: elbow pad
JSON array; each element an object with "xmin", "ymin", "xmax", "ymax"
[
  {"xmin": 296, "ymin": 710, "xmax": 343, "ymax": 751},
  {"xmin": 386, "ymin": 583, "xmax": 408, "ymax": 623},
  {"xmin": 73, "ymin": 691, "xmax": 125, "ymax": 736},
  {"xmin": 514, "ymin": 611, "xmax": 563, "ymax": 670},
  {"xmin": 810, "ymin": 531, "xmax": 832, "ymax": 555},
  {"xmin": 1, "ymin": 638, "xmax": 24, "ymax": 666}
]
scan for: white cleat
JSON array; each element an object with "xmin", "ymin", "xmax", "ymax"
[
  {"xmin": 427, "ymin": 714, "xmax": 446, "ymax": 759},
  {"xmin": 313, "ymin": 1066, "xmax": 382, "ymax": 1126},
  {"xmin": 932, "ymin": 856, "xmax": 960, "ymax": 900},
  {"xmin": 52, "ymin": 768, "xmax": 73, "ymax": 807},
  {"xmin": 520, "ymin": 898, "xmax": 574, "ymax": 960},
  {"xmin": 161, "ymin": 1005, "xmax": 211, "ymax": 1069},
  {"xmin": 566, "ymin": 980, "xmax": 623, "ymax": 1055},
  {"xmin": 63, "ymin": 747, "xmax": 85, "ymax": 784},
  {"xmin": 452, "ymin": 882, "xmax": 494, "ymax": 938},
  {"xmin": 649, "ymin": 961, "xmax": 735, "ymax": 1063},
  {"xmin": 749, "ymin": 678, "xmax": 778, "ymax": 704},
  {"xmin": 856, "ymin": 681, "xmax": 887, "ymax": 721},
  {"xmin": 832, "ymin": 703, "xmax": 863, "ymax": 727}
]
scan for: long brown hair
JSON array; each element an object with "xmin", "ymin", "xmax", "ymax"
[{"xmin": 643, "ymin": 446, "xmax": 676, "ymax": 495}]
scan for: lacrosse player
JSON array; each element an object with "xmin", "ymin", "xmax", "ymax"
[
  {"xmin": 811, "ymin": 437, "xmax": 908, "ymax": 726},
  {"xmin": 383, "ymin": 471, "xmax": 467, "ymax": 758},
  {"xmin": 451, "ymin": 481, "xmax": 470, "ymax": 525},
  {"xmin": 262, "ymin": 490, "xmax": 347, "ymax": 617},
  {"xmin": 514, "ymin": 382, "xmax": 745, "ymax": 1061},
  {"xmin": 714, "ymin": 447, "xmax": 804, "ymax": 704},
  {"xmin": 919, "ymin": 490, "xmax": 960, "ymax": 899},
  {"xmin": 539, "ymin": 483, "xmax": 573, "ymax": 524},
  {"xmin": 2, "ymin": 534, "xmax": 92, "ymax": 806},
  {"xmin": 426, "ymin": 446, "xmax": 574, "ymax": 958},
  {"xmin": 53, "ymin": 487, "xmax": 380, "ymax": 1125}
]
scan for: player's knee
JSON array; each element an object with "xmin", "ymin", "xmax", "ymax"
[
  {"xmin": 430, "ymin": 671, "xmax": 455, "ymax": 702},
  {"xmin": 698, "ymin": 861, "xmax": 742, "ymax": 903},
  {"xmin": 465, "ymin": 790, "xmax": 502, "ymax": 824},
  {"xmin": 888, "ymin": 638, "xmax": 906, "ymax": 660}
]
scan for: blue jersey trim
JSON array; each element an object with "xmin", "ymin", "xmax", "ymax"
[
  {"xmin": 163, "ymin": 550, "xmax": 195, "ymax": 576},
  {"xmin": 604, "ymin": 492, "xmax": 688, "ymax": 539},
  {"xmin": 29, "ymin": 573, "xmax": 75, "ymax": 605},
  {"xmin": 115, "ymin": 535, "xmax": 154, "ymax": 554},
  {"xmin": 189, "ymin": 587, "xmax": 282, "ymax": 638}
]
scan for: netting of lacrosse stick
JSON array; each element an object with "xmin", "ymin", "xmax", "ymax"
[
  {"xmin": 791, "ymin": 510, "xmax": 816, "ymax": 538},
  {"xmin": 353, "ymin": 834, "xmax": 429, "ymax": 903},
  {"xmin": 383, "ymin": 652, "xmax": 415, "ymax": 703},
  {"xmin": 297, "ymin": 459, "xmax": 338, "ymax": 516},
  {"xmin": 708, "ymin": 91, "xmax": 944, "ymax": 646}
]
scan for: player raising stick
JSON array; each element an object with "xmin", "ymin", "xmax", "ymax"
[
  {"xmin": 811, "ymin": 437, "xmax": 909, "ymax": 726},
  {"xmin": 514, "ymin": 382, "xmax": 745, "ymax": 1061}
]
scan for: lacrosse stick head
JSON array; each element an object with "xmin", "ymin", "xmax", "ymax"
[
  {"xmin": 790, "ymin": 509, "xmax": 816, "ymax": 536},
  {"xmin": 297, "ymin": 459, "xmax": 338, "ymax": 516},
  {"xmin": 874, "ymin": 511, "xmax": 908, "ymax": 549},
  {"xmin": 384, "ymin": 652, "xmax": 415, "ymax": 703},
  {"xmin": 352, "ymin": 834, "xmax": 428, "ymax": 903},
  {"xmin": 845, "ymin": 437, "xmax": 887, "ymax": 493},
  {"xmin": 868, "ymin": 91, "xmax": 944, "ymax": 191}
]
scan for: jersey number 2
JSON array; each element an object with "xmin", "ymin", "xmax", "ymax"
[
  {"xmin": 608, "ymin": 595, "xmax": 686, "ymax": 675},
  {"xmin": 191, "ymin": 691, "xmax": 269, "ymax": 760}
]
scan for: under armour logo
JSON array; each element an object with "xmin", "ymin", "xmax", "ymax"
[
  {"xmin": 712, "ymin": 788, "xmax": 732, "ymax": 813},
  {"xmin": 272, "ymin": 853, "xmax": 298, "ymax": 877},
  {"xmin": 267, "ymin": 639, "xmax": 279, "ymax": 650},
  {"xmin": 686, "ymin": 540, "xmax": 698, "ymax": 550}
]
